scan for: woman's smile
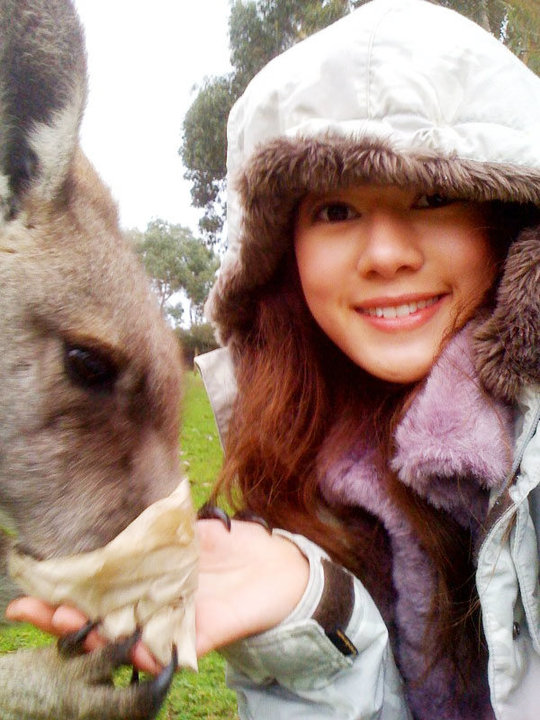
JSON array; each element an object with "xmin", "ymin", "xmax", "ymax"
[{"xmin": 354, "ymin": 294, "xmax": 445, "ymax": 331}]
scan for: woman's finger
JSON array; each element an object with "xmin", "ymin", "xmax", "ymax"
[
  {"xmin": 131, "ymin": 640, "xmax": 163, "ymax": 675},
  {"xmin": 5, "ymin": 596, "xmax": 56, "ymax": 630},
  {"xmin": 50, "ymin": 604, "xmax": 92, "ymax": 634},
  {"xmin": 50, "ymin": 605, "xmax": 106, "ymax": 651}
]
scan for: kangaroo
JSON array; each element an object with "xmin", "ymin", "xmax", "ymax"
[{"xmin": 0, "ymin": 1, "xmax": 185, "ymax": 717}]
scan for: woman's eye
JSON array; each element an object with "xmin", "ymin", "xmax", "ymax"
[
  {"xmin": 316, "ymin": 202, "xmax": 357, "ymax": 223},
  {"xmin": 414, "ymin": 193, "xmax": 454, "ymax": 209}
]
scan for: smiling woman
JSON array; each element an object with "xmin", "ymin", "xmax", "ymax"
[
  {"xmin": 294, "ymin": 185, "xmax": 498, "ymax": 383},
  {"xmin": 193, "ymin": 0, "xmax": 539, "ymax": 717}
]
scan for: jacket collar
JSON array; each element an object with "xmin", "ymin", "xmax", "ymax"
[{"xmin": 321, "ymin": 323, "xmax": 514, "ymax": 520}]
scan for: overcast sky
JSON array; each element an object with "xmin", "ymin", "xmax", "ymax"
[{"xmin": 73, "ymin": 1, "xmax": 232, "ymax": 233}]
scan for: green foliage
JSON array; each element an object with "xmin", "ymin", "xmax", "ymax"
[
  {"xmin": 0, "ymin": 372, "xmax": 234, "ymax": 719},
  {"xmin": 181, "ymin": 0, "xmax": 363, "ymax": 245},
  {"xmin": 230, "ymin": 0, "xmax": 360, "ymax": 87},
  {"xmin": 437, "ymin": 0, "xmax": 540, "ymax": 70},
  {"xmin": 177, "ymin": 323, "xmax": 219, "ymax": 366},
  {"xmin": 132, "ymin": 220, "xmax": 219, "ymax": 325},
  {"xmin": 163, "ymin": 370, "xmax": 230, "ymax": 717},
  {"xmin": 180, "ymin": 370, "xmax": 224, "ymax": 506},
  {"xmin": 181, "ymin": 0, "xmax": 538, "ymax": 247},
  {"xmin": 160, "ymin": 653, "xmax": 237, "ymax": 719},
  {"xmin": 182, "ymin": 75, "xmax": 235, "ymax": 227},
  {"xmin": 503, "ymin": 0, "xmax": 540, "ymax": 73},
  {"xmin": 177, "ymin": 368, "xmax": 224, "ymax": 500},
  {"xmin": 0, "ymin": 622, "xmax": 50, "ymax": 651}
]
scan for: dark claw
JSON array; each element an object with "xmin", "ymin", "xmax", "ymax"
[
  {"xmin": 58, "ymin": 620, "xmax": 100, "ymax": 657},
  {"xmin": 141, "ymin": 645, "xmax": 178, "ymax": 718},
  {"xmin": 197, "ymin": 502, "xmax": 231, "ymax": 531},
  {"xmin": 233, "ymin": 509, "xmax": 272, "ymax": 533},
  {"xmin": 108, "ymin": 629, "xmax": 142, "ymax": 666},
  {"xmin": 152, "ymin": 646, "xmax": 178, "ymax": 699},
  {"xmin": 130, "ymin": 666, "xmax": 140, "ymax": 685}
]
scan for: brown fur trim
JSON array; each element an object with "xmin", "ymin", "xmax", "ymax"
[
  {"xmin": 473, "ymin": 226, "xmax": 540, "ymax": 402},
  {"xmin": 209, "ymin": 136, "xmax": 540, "ymax": 399},
  {"xmin": 240, "ymin": 137, "xmax": 540, "ymax": 207}
]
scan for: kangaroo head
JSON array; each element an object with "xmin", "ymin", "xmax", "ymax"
[{"xmin": 0, "ymin": 0, "xmax": 184, "ymax": 560}]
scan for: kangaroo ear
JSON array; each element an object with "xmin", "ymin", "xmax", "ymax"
[{"xmin": 0, "ymin": 0, "xmax": 87, "ymax": 221}]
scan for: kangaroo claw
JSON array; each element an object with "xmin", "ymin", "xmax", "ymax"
[
  {"xmin": 197, "ymin": 502, "xmax": 231, "ymax": 531},
  {"xmin": 233, "ymin": 509, "xmax": 272, "ymax": 533},
  {"xmin": 57, "ymin": 620, "xmax": 100, "ymax": 657},
  {"xmin": 145, "ymin": 645, "xmax": 178, "ymax": 712},
  {"xmin": 129, "ymin": 645, "xmax": 178, "ymax": 719}
]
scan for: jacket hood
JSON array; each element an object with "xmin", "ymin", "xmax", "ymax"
[{"xmin": 208, "ymin": 0, "xmax": 540, "ymax": 402}]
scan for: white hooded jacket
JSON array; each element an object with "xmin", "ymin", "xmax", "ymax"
[{"xmin": 197, "ymin": 1, "xmax": 540, "ymax": 717}]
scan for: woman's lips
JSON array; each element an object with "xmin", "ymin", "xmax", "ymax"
[{"xmin": 355, "ymin": 294, "xmax": 445, "ymax": 331}]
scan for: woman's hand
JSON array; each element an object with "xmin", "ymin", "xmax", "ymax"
[
  {"xmin": 195, "ymin": 518, "xmax": 309, "ymax": 656},
  {"xmin": 6, "ymin": 518, "xmax": 309, "ymax": 671}
]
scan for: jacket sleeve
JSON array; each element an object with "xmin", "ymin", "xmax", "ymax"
[{"xmin": 220, "ymin": 531, "xmax": 411, "ymax": 719}]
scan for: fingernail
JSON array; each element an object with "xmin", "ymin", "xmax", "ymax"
[{"xmin": 5, "ymin": 600, "xmax": 22, "ymax": 620}]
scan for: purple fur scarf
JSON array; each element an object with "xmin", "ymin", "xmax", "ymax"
[{"xmin": 319, "ymin": 324, "xmax": 514, "ymax": 720}]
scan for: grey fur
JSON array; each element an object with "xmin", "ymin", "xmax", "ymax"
[{"xmin": 0, "ymin": 1, "xmax": 184, "ymax": 717}]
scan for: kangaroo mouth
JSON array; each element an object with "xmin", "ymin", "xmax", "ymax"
[
  {"xmin": 9, "ymin": 479, "xmax": 198, "ymax": 669},
  {"xmin": 13, "ymin": 543, "xmax": 44, "ymax": 562}
]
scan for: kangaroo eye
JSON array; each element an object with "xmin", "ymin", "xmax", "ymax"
[{"xmin": 64, "ymin": 343, "xmax": 119, "ymax": 392}]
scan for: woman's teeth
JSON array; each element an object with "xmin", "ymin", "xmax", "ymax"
[{"xmin": 364, "ymin": 296, "xmax": 439, "ymax": 318}]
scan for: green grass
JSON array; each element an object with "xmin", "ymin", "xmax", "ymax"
[
  {"xmin": 0, "ymin": 371, "xmax": 238, "ymax": 719},
  {"xmin": 180, "ymin": 370, "xmax": 224, "ymax": 508}
]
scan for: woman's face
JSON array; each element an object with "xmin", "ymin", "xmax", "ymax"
[{"xmin": 294, "ymin": 185, "xmax": 497, "ymax": 383}]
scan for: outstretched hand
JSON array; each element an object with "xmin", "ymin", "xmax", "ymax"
[{"xmin": 6, "ymin": 518, "xmax": 309, "ymax": 673}]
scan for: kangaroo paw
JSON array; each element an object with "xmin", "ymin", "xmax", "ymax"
[
  {"xmin": 110, "ymin": 646, "xmax": 178, "ymax": 720},
  {"xmin": 0, "ymin": 641, "xmax": 177, "ymax": 720}
]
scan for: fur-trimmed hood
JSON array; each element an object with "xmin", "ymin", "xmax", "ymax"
[{"xmin": 207, "ymin": 0, "xmax": 540, "ymax": 402}]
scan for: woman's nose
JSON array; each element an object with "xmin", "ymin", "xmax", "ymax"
[{"xmin": 356, "ymin": 212, "xmax": 424, "ymax": 279}]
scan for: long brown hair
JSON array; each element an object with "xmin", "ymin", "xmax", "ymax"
[
  {"xmin": 214, "ymin": 200, "xmax": 535, "ymax": 680},
  {"xmin": 215, "ymin": 259, "xmax": 483, "ymax": 678}
]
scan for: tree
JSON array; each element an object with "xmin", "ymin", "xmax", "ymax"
[
  {"xmin": 181, "ymin": 0, "xmax": 538, "ymax": 247},
  {"xmin": 180, "ymin": 1, "xmax": 367, "ymax": 246},
  {"xmin": 175, "ymin": 322, "xmax": 220, "ymax": 365},
  {"xmin": 132, "ymin": 219, "xmax": 219, "ymax": 326},
  {"xmin": 438, "ymin": 0, "xmax": 539, "ymax": 68},
  {"xmin": 181, "ymin": 236, "xmax": 221, "ymax": 324},
  {"xmin": 229, "ymin": 0, "xmax": 358, "ymax": 90},
  {"xmin": 503, "ymin": 1, "xmax": 540, "ymax": 73},
  {"xmin": 181, "ymin": 76, "xmax": 234, "ymax": 241}
]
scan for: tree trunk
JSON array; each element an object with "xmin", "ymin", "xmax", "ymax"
[{"xmin": 477, "ymin": 0, "xmax": 492, "ymax": 32}]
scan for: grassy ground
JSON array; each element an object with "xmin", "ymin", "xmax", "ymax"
[{"xmin": 0, "ymin": 370, "xmax": 238, "ymax": 720}]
